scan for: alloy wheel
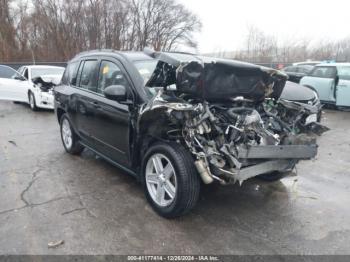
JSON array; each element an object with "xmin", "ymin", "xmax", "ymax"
[
  {"xmin": 61, "ymin": 118, "xmax": 73, "ymax": 149},
  {"xmin": 145, "ymin": 153, "xmax": 177, "ymax": 207}
]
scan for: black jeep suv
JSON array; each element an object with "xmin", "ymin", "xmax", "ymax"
[{"xmin": 54, "ymin": 50, "xmax": 326, "ymax": 218}]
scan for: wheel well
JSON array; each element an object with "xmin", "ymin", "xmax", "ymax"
[
  {"xmin": 57, "ymin": 108, "xmax": 66, "ymax": 123},
  {"xmin": 303, "ymin": 85, "xmax": 318, "ymax": 94},
  {"xmin": 133, "ymin": 136, "xmax": 161, "ymax": 169},
  {"xmin": 135, "ymin": 109, "xmax": 184, "ymax": 169}
]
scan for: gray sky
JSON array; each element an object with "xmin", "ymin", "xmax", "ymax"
[{"xmin": 178, "ymin": 0, "xmax": 350, "ymax": 53}]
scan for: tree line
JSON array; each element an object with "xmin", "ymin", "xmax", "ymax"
[
  {"xmin": 0, "ymin": 0, "xmax": 201, "ymax": 62},
  {"xmin": 231, "ymin": 25, "xmax": 350, "ymax": 63},
  {"xmin": 2, "ymin": 1, "xmax": 350, "ymax": 64}
]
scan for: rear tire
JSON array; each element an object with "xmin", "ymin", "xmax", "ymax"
[
  {"xmin": 142, "ymin": 142, "xmax": 200, "ymax": 218},
  {"xmin": 28, "ymin": 92, "xmax": 38, "ymax": 111},
  {"xmin": 60, "ymin": 114, "xmax": 84, "ymax": 155}
]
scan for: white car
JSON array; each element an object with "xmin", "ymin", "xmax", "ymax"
[
  {"xmin": 0, "ymin": 65, "xmax": 31, "ymax": 103},
  {"xmin": 0, "ymin": 65, "xmax": 65, "ymax": 110},
  {"xmin": 17, "ymin": 65, "xmax": 65, "ymax": 110}
]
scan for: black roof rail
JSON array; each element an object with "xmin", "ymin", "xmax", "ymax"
[{"xmin": 72, "ymin": 49, "xmax": 120, "ymax": 59}]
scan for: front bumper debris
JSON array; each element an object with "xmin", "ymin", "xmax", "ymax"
[{"xmin": 236, "ymin": 144, "xmax": 317, "ymax": 159}]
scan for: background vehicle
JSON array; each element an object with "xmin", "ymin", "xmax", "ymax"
[
  {"xmin": 17, "ymin": 65, "xmax": 65, "ymax": 110},
  {"xmin": 0, "ymin": 65, "xmax": 30, "ymax": 102},
  {"xmin": 280, "ymin": 81, "xmax": 322, "ymax": 121},
  {"xmin": 0, "ymin": 65, "xmax": 64, "ymax": 111},
  {"xmin": 54, "ymin": 50, "xmax": 326, "ymax": 218},
  {"xmin": 300, "ymin": 63, "xmax": 350, "ymax": 108},
  {"xmin": 282, "ymin": 65, "xmax": 314, "ymax": 83}
]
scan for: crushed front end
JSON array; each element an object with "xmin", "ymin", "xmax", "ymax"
[
  {"xmin": 139, "ymin": 53, "xmax": 329, "ymax": 185},
  {"xmin": 32, "ymin": 76, "xmax": 58, "ymax": 109}
]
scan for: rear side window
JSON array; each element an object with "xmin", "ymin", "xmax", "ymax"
[
  {"xmin": 310, "ymin": 66, "xmax": 336, "ymax": 79},
  {"xmin": 62, "ymin": 62, "xmax": 79, "ymax": 85},
  {"xmin": 78, "ymin": 60, "xmax": 99, "ymax": 91}
]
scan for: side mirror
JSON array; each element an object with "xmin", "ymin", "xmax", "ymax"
[{"xmin": 103, "ymin": 85, "xmax": 127, "ymax": 102}]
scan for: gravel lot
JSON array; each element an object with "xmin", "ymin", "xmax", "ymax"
[{"xmin": 0, "ymin": 101, "xmax": 350, "ymax": 255}]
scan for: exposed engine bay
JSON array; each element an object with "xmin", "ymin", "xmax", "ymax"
[{"xmin": 139, "ymin": 52, "xmax": 329, "ymax": 185}]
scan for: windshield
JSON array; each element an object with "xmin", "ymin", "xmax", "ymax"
[
  {"xmin": 31, "ymin": 67, "xmax": 65, "ymax": 78},
  {"xmin": 133, "ymin": 60, "xmax": 158, "ymax": 84},
  {"xmin": 133, "ymin": 60, "xmax": 159, "ymax": 97}
]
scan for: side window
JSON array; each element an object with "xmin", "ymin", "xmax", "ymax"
[
  {"xmin": 283, "ymin": 66, "xmax": 292, "ymax": 72},
  {"xmin": 78, "ymin": 60, "xmax": 99, "ymax": 91},
  {"xmin": 23, "ymin": 68, "xmax": 29, "ymax": 80},
  {"xmin": 0, "ymin": 65, "xmax": 18, "ymax": 79},
  {"xmin": 17, "ymin": 66, "xmax": 24, "ymax": 75},
  {"xmin": 337, "ymin": 66, "xmax": 350, "ymax": 81},
  {"xmin": 284, "ymin": 66, "xmax": 296, "ymax": 73},
  {"xmin": 310, "ymin": 67, "xmax": 336, "ymax": 79},
  {"xmin": 296, "ymin": 66, "xmax": 305, "ymax": 73},
  {"xmin": 97, "ymin": 60, "xmax": 130, "ymax": 95},
  {"xmin": 297, "ymin": 65, "xmax": 313, "ymax": 74},
  {"xmin": 324, "ymin": 67, "xmax": 336, "ymax": 78},
  {"xmin": 62, "ymin": 61, "xmax": 79, "ymax": 85}
]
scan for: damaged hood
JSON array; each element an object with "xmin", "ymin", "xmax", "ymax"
[
  {"xmin": 146, "ymin": 52, "xmax": 287, "ymax": 102},
  {"xmin": 33, "ymin": 74, "xmax": 62, "ymax": 85},
  {"xmin": 138, "ymin": 51, "xmax": 328, "ymax": 185},
  {"xmin": 32, "ymin": 74, "xmax": 61, "ymax": 92}
]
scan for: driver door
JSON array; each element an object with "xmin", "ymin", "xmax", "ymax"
[{"xmin": 0, "ymin": 65, "xmax": 29, "ymax": 102}]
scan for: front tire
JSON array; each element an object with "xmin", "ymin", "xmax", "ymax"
[
  {"xmin": 28, "ymin": 92, "xmax": 38, "ymax": 111},
  {"xmin": 142, "ymin": 142, "xmax": 200, "ymax": 218},
  {"xmin": 60, "ymin": 114, "xmax": 84, "ymax": 154}
]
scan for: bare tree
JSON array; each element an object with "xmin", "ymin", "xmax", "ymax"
[
  {"xmin": 1, "ymin": 0, "xmax": 201, "ymax": 62},
  {"xmin": 0, "ymin": 0, "xmax": 18, "ymax": 61},
  {"xmin": 232, "ymin": 25, "xmax": 350, "ymax": 64},
  {"xmin": 238, "ymin": 25, "xmax": 278, "ymax": 63}
]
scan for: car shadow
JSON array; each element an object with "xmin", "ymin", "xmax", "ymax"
[
  {"xmin": 13, "ymin": 101, "xmax": 54, "ymax": 113},
  {"xmin": 197, "ymin": 178, "xmax": 291, "ymax": 212},
  {"xmin": 79, "ymin": 147, "xmax": 293, "ymax": 223}
]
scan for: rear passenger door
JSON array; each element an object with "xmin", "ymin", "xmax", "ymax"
[{"xmin": 73, "ymin": 59, "xmax": 101, "ymax": 146}]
